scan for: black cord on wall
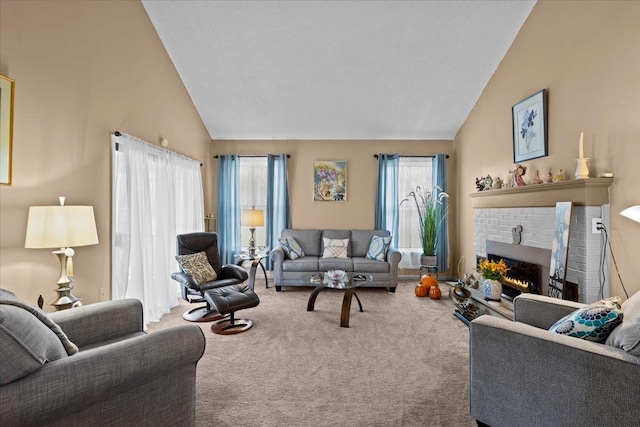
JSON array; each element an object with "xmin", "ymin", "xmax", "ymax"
[{"xmin": 598, "ymin": 224, "xmax": 630, "ymax": 299}]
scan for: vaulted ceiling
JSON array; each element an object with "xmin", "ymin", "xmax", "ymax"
[{"xmin": 142, "ymin": 0, "xmax": 536, "ymax": 140}]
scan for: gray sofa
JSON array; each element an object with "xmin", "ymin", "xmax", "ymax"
[
  {"xmin": 271, "ymin": 229, "xmax": 401, "ymax": 292},
  {"xmin": 469, "ymin": 293, "xmax": 640, "ymax": 427},
  {"xmin": 0, "ymin": 296, "xmax": 206, "ymax": 426}
]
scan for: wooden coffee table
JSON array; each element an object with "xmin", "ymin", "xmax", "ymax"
[{"xmin": 306, "ymin": 273, "xmax": 371, "ymax": 328}]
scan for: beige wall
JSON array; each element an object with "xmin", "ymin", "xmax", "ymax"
[
  {"xmin": 454, "ymin": 1, "xmax": 640, "ymax": 298},
  {"xmin": 0, "ymin": 1, "xmax": 211, "ymax": 307}
]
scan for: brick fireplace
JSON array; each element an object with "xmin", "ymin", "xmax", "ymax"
[{"xmin": 469, "ymin": 178, "xmax": 613, "ymax": 304}]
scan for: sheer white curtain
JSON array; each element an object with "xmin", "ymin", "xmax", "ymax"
[{"xmin": 111, "ymin": 133, "xmax": 204, "ymax": 327}]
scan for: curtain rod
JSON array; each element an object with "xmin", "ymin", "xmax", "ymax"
[
  {"xmin": 213, "ymin": 154, "xmax": 290, "ymax": 158},
  {"xmin": 373, "ymin": 154, "xmax": 449, "ymax": 159},
  {"xmin": 113, "ymin": 131, "xmax": 202, "ymax": 166}
]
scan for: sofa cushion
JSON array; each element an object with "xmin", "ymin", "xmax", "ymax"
[
  {"xmin": 318, "ymin": 258, "xmax": 354, "ymax": 272},
  {"xmin": 0, "ymin": 289, "xmax": 78, "ymax": 385},
  {"xmin": 281, "ymin": 229, "xmax": 321, "ymax": 256},
  {"xmin": 549, "ymin": 297, "xmax": 624, "ymax": 342},
  {"xmin": 365, "ymin": 235, "xmax": 392, "ymax": 261},
  {"xmin": 176, "ymin": 251, "xmax": 217, "ymax": 284},
  {"xmin": 283, "ymin": 257, "xmax": 319, "ymax": 272},
  {"xmin": 322, "ymin": 238, "xmax": 349, "ymax": 258},
  {"xmin": 605, "ymin": 291, "xmax": 640, "ymax": 356},
  {"xmin": 279, "ymin": 237, "xmax": 305, "ymax": 260},
  {"xmin": 353, "ymin": 257, "xmax": 390, "ymax": 273}
]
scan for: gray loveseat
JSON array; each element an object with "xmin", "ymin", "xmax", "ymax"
[
  {"xmin": 271, "ymin": 229, "xmax": 401, "ymax": 293},
  {"xmin": 469, "ymin": 293, "xmax": 640, "ymax": 427},
  {"xmin": 1, "ymin": 294, "xmax": 206, "ymax": 426}
]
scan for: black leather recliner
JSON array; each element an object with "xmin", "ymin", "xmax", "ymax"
[{"xmin": 171, "ymin": 232, "xmax": 248, "ymax": 322}]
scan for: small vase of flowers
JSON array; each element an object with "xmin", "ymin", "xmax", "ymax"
[{"xmin": 478, "ymin": 258, "xmax": 508, "ymax": 302}]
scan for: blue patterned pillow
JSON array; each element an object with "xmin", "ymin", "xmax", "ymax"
[
  {"xmin": 549, "ymin": 297, "xmax": 623, "ymax": 342},
  {"xmin": 365, "ymin": 235, "xmax": 392, "ymax": 261},
  {"xmin": 278, "ymin": 237, "xmax": 305, "ymax": 260}
]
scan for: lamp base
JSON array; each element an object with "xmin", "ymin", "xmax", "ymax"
[
  {"xmin": 248, "ymin": 227, "xmax": 257, "ymax": 256},
  {"xmin": 50, "ymin": 249, "xmax": 81, "ymax": 311}
]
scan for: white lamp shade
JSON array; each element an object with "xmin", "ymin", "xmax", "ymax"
[
  {"xmin": 25, "ymin": 206, "xmax": 99, "ymax": 248},
  {"xmin": 620, "ymin": 205, "xmax": 640, "ymax": 223},
  {"xmin": 241, "ymin": 209, "xmax": 264, "ymax": 227}
]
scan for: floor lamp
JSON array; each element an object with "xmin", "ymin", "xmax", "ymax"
[
  {"xmin": 621, "ymin": 205, "xmax": 640, "ymax": 223},
  {"xmin": 24, "ymin": 197, "xmax": 99, "ymax": 310},
  {"xmin": 242, "ymin": 207, "xmax": 264, "ymax": 257}
]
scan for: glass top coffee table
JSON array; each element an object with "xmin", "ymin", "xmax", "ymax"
[{"xmin": 306, "ymin": 272, "xmax": 372, "ymax": 328}]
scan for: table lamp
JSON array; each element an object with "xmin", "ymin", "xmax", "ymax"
[
  {"xmin": 620, "ymin": 205, "xmax": 640, "ymax": 223},
  {"xmin": 241, "ymin": 207, "xmax": 264, "ymax": 256},
  {"xmin": 25, "ymin": 197, "xmax": 99, "ymax": 310}
]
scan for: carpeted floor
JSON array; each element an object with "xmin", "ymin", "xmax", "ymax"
[{"xmin": 148, "ymin": 280, "xmax": 475, "ymax": 427}]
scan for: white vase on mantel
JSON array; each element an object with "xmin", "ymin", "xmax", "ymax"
[{"xmin": 483, "ymin": 278, "xmax": 502, "ymax": 302}]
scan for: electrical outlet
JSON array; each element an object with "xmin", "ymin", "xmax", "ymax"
[{"xmin": 592, "ymin": 218, "xmax": 602, "ymax": 234}]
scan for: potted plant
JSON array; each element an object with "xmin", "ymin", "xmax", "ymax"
[
  {"xmin": 401, "ymin": 186, "xmax": 449, "ymax": 267},
  {"xmin": 478, "ymin": 258, "xmax": 509, "ymax": 301}
]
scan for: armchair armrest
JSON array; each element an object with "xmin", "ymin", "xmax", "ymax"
[
  {"xmin": 0, "ymin": 325, "xmax": 206, "ymax": 426},
  {"xmin": 49, "ymin": 299, "xmax": 143, "ymax": 349},
  {"xmin": 514, "ymin": 293, "xmax": 585, "ymax": 329},
  {"xmin": 469, "ymin": 315, "xmax": 640, "ymax": 427},
  {"xmin": 219, "ymin": 264, "xmax": 249, "ymax": 281}
]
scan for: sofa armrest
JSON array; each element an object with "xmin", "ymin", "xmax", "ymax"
[
  {"xmin": 0, "ymin": 324, "xmax": 205, "ymax": 425},
  {"xmin": 469, "ymin": 315, "xmax": 640, "ymax": 427},
  {"xmin": 514, "ymin": 293, "xmax": 585, "ymax": 329},
  {"xmin": 49, "ymin": 299, "xmax": 143, "ymax": 349},
  {"xmin": 271, "ymin": 246, "xmax": 285, "ymax": 285},
  {"xmin": 386, "ymin": 246, "xmax": 401, "ymax": 266}
]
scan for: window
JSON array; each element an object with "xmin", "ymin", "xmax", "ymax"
[
  {"xmin": 398, "ymin": 157, "xmax": 433, "ymax": 268},
  {"xmin": 239, "ymin": 156, "xmax": 267, "ymax": 249}
]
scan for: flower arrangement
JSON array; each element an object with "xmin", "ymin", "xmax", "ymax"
[
  {"xmin": 478, "ymin": 258, "xmax": 508, "ymax": 280},
  {"xmin": 401, "ymin": 186, "xmax": 449, "ymax": 256}
]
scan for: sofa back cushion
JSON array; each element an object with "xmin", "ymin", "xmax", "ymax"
[
  {"xmin": 351, "ymin": 230, "xmax": 391, "ymax": 258},
  {"xmin": 281, "ymin": 229, "xmax": 322, "ymax": 257}
]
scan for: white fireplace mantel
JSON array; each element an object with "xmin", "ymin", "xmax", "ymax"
[{"xmin": 469, "ymin": 177, "xmax": 613, "ymax": 209}]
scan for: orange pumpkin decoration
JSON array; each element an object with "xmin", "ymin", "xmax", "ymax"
[
  {"xmin": 420, "ymin": 275, "xmax": 438, "ymax": 289},
  {"xmin": 415, "ymin": 284, "xmax": 428, "ymax": 297},
  {"xmin": 429, "ymin": 283, "xmax": 442, "ymax": 300}
]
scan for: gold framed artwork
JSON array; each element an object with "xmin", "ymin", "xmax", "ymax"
[
  {"xmin": 313, "ymin": 160, "xmax": 346, "ymax": 202},
  {"xmin": 0, "ymin": 75, "xmax": 15, "ymax": 185}
]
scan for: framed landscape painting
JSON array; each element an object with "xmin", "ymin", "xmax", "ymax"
[
  {"xmin": 313, "ymin": 160, "xmax": 346, "ymax": 202},
  {"xmin": 0, "ymin": 75, "xmax": 15, "ymax": 185},
  {"xmin": 512, "ymin": 89, "xmax": 548, "ymax": 163}
]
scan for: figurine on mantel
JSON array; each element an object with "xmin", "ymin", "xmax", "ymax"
[
  {"xmin": 553, "ymin": 169, "xmax": 566, "ymax": 182},
  {"xmin": 484, "ymin": 175, "xmax": 493, "ymax": 191},
  {"xmin": 493, "ymin": 177, "xmax": 503, "ymax": 190},
  {"xmin": 530, "ymin": 169, "xmax": 543, "ymax": 185},
  {"xmin": 510, "ymin": 164, "xmax": 527, "ymax": 186},
  {"xmin": 475, "ymin": 176, "xmax": 486, "ymax": 191},
  {"xmin": 545, "ymin": 170, "xmax": 554, "ymax": 183}
]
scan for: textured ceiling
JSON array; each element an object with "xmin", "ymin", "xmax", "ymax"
[{"xmin": 142, "ymin": 0, "xmax": 536, "ymax": 140}]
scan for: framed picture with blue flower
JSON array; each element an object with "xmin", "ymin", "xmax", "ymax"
[{"xmin": 512, "ymin": 89, "xmax": 548, "ymax": 163}]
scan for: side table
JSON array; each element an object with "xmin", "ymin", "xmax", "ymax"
[{"xmin": 235, "ymin": 253, "xmax": 269, "ymax": 289}]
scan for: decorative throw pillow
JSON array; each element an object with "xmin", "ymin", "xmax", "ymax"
[
  {"xmin": 175, "ymin": 251, "xmax": 217, "ymax": 285},
  {"xmin": 365, "ymin": 235, "xmax": 392, "ymax": 261},
  {"xmin": 322, "ymin": 238, "xmax": 349, "ymax": 258},
  {"xmin": 278, "ymin": 237, "xmax": 305, "ymax": 260},
  {"xmin": 605, "ymin": 291, "xmax": 640, "ymax": 356},
  {"xmin": 549, "ymin": 297, "xmax": 624, "ymax": 342}
]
